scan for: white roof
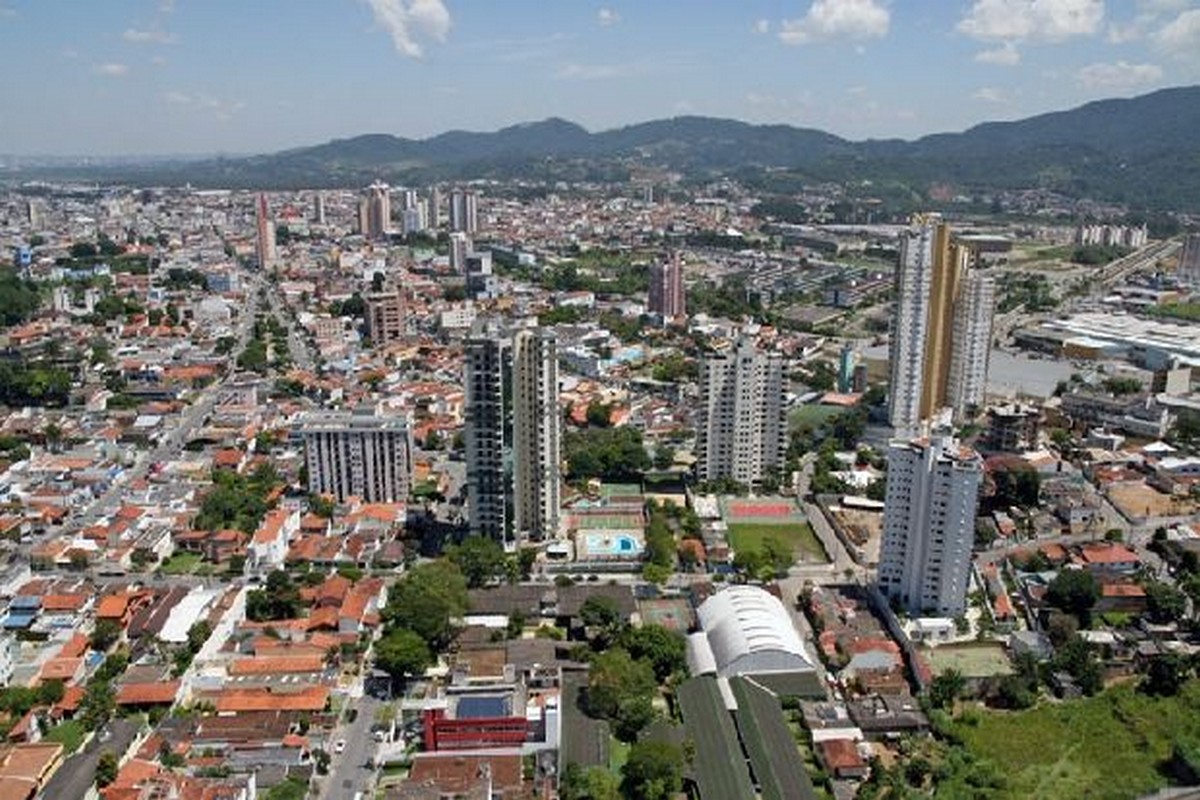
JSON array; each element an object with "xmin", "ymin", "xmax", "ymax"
[{"xmin": 693, "ymin": 586, "xmax": 813, "ymax": 675}]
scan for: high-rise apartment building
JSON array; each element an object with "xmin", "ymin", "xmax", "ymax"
[
  {"xmin": 449, "ymin": 189, "xmax": 478, "ymax": 235},
  {"xmin": 300, "ymin": 408, "xmax": 413, "ymax": 503},
  {"xmin": 255, "ymin": 193, "xmax": 276, "ymax": 270},
  {"xmin": 648, "ymin": 253, "xmax": 686, "ymax": 320},
  {"xmin": 465, "ymin": 324, "xmax": 561, "ymax": 544},
  {"xmin": 1179, "ymin": 234, "xmax": 1200, "ymax": 285},
  {"xmin": 512, "ymin": 329, "xmax": 561, "ymax": 542},
  {"xmin": 359, "ymin": 182, "xmax": 391, "ymax": 240},
  {"xmin": 946, "ymin": 270, "xmax": 996, "ymax": 419},
  {"xmin": 696, "ymin": 340, "xmax": 787, "ymax": 487},
  {"xmin": 448, "ymin": 232, "xmax": 470, "ymax": 273},
  {"xmin": 877, "ymin": 436, "xmax": 982, "ymax": 616},
  {"xmin": 429, "ymin": 187, "xmax": 442, "ymax": 230},
  {"xmin": 888, "ymin": 216, "xmax": 995, "ymax": 434},
  {"xmin": 312, "ymin": 192, "xmax": 326, "ymax": 225},
  {"xmin": 365, "ymin": 289, "xmax": 406, "ymax": 345}
]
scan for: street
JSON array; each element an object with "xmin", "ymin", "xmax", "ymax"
[{"xmin": 320, "ymin": 692, "xmax": 384, "ymax": 799}]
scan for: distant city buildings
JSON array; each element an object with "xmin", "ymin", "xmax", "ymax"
[
  {"xmin": 448, "ymin": 232, "xmax": 470, "ymax": 273},
  {"xmin": 465, "ymin": 324, "xmax": 561, "ymax": 544},
  {"xmin": 696, "ymin": 340, "xmax": 787, "ymax": 487},
  {"xmin": 648, "ymin": 252, "xmax": 686, "ymax": 321},
  {"xmin": 877, "ymin": 436, "xmax": 982, "ymax": 617},
  {"xmin": 1075, "ymin": 223, "xmax": 1147, "ymax": 249},
  {"xmin": 888, "ymin": 215, "xmax": 996, "ymax": 434},
  {"xmin": 300, "ymin": 408, "xmax": 413, "ymax": 503}
]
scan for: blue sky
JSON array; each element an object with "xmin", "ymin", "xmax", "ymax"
[{"xmin": 1, "ymin": 0, "xmax": 1198, "ymax": 155}]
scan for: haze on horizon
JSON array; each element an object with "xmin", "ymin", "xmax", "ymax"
[{"xmin": 2, "ymin": 0, "xmax": 1199, "ymax": 157}]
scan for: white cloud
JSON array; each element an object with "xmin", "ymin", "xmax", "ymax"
[
  {"xmin": 123, "ymin": 28, "xmax": 178, "ymax": 44},
  {"xmin": 597, "ymin": 8, "xmax": 621, "ymax": 27},
  {"xmin": 556, "ymin": 62, "xmax": 641, "ymax": 80},
  {"xmin": 972, "ymin": 86, "xmax": 1010, "ymax": 102},
  {"xmin": 1154, "ymin": 8, "xmax": 1200, "ymax": 56},
  {"xmin": 1076, "ymin": 59, "xmax": 1164, "ymax": 88},
  {"xmin": 163, "ymin": 90, "xmax": 246, "ymax": 121},
  {"xmin": 93, "ymin": 62, "xmax": 129, "ymax": 77},
  {"xmin": 752, "ymin": 18, "xmax": 770, "ymax": 34},
  {"xmin": 779, "ymin": 0, "xmax": 890, "ymax": 45},
  {"xmin": 364, "ymin": 0, "xmax": 451, "ymax": 58},
  {"xmin": 975, "ymin": 41, "xmax": 1022, "ymax": 64},
  {"xmin": 958, "ymin": 0, "xmax": 1104, "ymax": 42}
]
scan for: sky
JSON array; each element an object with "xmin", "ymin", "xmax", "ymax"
[{"xmin": 1, "ymin": 0, "xmax": 1199, "ymax": 156}]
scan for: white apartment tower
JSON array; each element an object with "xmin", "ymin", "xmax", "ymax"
[
  {"xmin": 300, "ymin": 408, "xmax": 413, "ymax": 503},
  {"xmin": 512, "ymin": 329, "xmax": 561, "ymax": 542},
  {"xmin": 946, "ymin": 270, "xmax": 996, "ymax": 419},
  {"xmin": 465, "ymin": 325, "xmax": 562, "ymax": 544},
  {"xmin": 877, "ymin": 436, "xmax": 982, "ymax": 616},
  {"xmin": 696, "ymin": 340, "xmax": 787, "ymax": 487},
  {"xmin": 887, "ymin": 223, "xmax": 936, "ymax": 435}
]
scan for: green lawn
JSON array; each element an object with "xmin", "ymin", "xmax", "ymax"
[
  {"xmin": 952, "ymin": 681, "xmax": 1200, "ymax": 799},
  {"xmin": 727, "ymin": 522, "xmax": 828, "ymax": 563},
  {"xmin": 43, "ymin": 720, "xmax": 87, "ymax": 753},
  {"xmin": 160, "ymin": 552, "xmax": 203, "ymax": 575},
  {"xmin": 788, "ymin": 404, "xmax": 841, "ymax": 433},
  {"xmin": 923, "ymin": 643, "xmax": 1013, "ymax": 679},
  {"xmin": 608, "ymin": 736, "xmax": 630, "ymax": 774}
]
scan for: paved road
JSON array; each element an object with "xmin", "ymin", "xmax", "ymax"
[
  {"xmin": 39, "ymin": 719, "xmax": 139, "ymax": 800},
  {"xmin": 320, "ymin": 693, "xmax": 383, "ymax": 800}
]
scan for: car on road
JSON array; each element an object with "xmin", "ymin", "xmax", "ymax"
[{"xmin": 334, "ymin": 739, "xmax": 346, "ymax": 754}]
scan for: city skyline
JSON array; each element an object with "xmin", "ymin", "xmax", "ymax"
[{"xmin": 1, "ymin": 0, "xmax": 1199, "ymax": 156}]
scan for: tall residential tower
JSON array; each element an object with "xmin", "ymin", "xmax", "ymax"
[
  {"xmin": 696, "ymin": 340, "xmax": 787, "ymax": 487},
  {"xmin": 648, "ymin": 253, "xmax": 686, "ymax": 321},
  {"xmin": 465, "ymin": 324, "xmax": 561, "ymax": 545},
  {"xmin": 877, "ymin": 436, "xmax": 982, "ymax": 617},
  {"xmin": 300, "ymin": 408, "xmax": 413, "ymax": 503}
]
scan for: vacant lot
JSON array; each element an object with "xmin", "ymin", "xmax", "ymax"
[
  {"xmin": 1107, "ymin": 480, "xmax": 1194, "ymax": 521},
  {"xmin": 727, "ymin": 522, "xmax": 828, "ymax": 563},
  {"xmin": 159, "ymin": 552, "xmax": 202, "ymax": 575},
  {"xmin": 952, "ymin": 681, "xmax": 1200, "ymax": 799}
]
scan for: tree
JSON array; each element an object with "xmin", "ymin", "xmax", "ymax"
[
  {"xmin": 1144, "ymin": 580, "xmax": 1187, "ymax": 624},
  {"xmin": 89, "ymin": 619, "xmax": 122, "ymax": 652},
  {"xmin": 990, "ymin": 462, "xmax": 1041, "ymax": 509},
  {"xmin": 186, "ymin": 620, "xmax": 213, "ymax": 654},
  {"xmin": 80, "ymin": 680, "xmax": 116, "ymax": 730},
  {"xmin": 1143, "ymin": 653, "xmax": 1190, "ymax": 697},
  {"xmin": 383, "ymin": 560, "xmax": 468, "ymax": 650},
  {"xmin": 447, "ymin": 536, "xmax": 506, "ymax": 589},
  {"xmin": 586, "ymin": 648, "xmax": 656, "ymax": 734},
  {"xmin": 620, "ymin": 740, "xmax": 683, "ymax": 800},
  {"xmin": 95, "ymin": 751, "xmax": 119, "ymax": 788},
  {"xmin": 374, "ymin": 628, "xmax": 432, "ymax": 682},
  {"xmin": 928, "ymin": 668, "xmax": 965, "ymax": 710},
  {"xmin": 559, "ymin": 763, "xmax": 621, "ymax": 800},
  {"xmin": 246, "ymin": 570, "xmax": 303, "ymax": 622},
  {"xmin": 620, "ymin": 625, "xmax": 686, "ymax": 683},
  {"xmin": 1046, "ymin": 569, "xmax": 1099, "ymax": 625}
]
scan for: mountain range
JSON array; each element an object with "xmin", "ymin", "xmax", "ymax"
[{"xmin": 12, "ymin": 86, "xmax": 1200, "ymax": 210}]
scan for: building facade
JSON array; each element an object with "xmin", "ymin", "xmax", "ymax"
[
  {"xmin": 1180, "ymin": 234, "xmax": 1200, "ymax": 286},
  {"xmin": 512, "ymin": 329, "xmax": 561, "ymax": 541},
  {"xmin": 255, "ymin": 193, "xmax": 276, "ymax": 271},
  {"xmin": 648, "ymin": 253, "xmax": 685, "ymax": 320},
  {"xmin": 877, "ymin": 436, "xmax": 982, "ymax": 616},
  {"xmin": 301, "ymin": 409, "xmax": 412, "ymax": 503},
  {"xmin": 449, "ymin": 189, "xmax": 478, "ymax": 235},
  {"xmin": 359, "ymin": 182, "xmax": 391, "ymax": 240},
  {"xmin": 364, "ymin": 289, "xmax": 406, "ymax": 345},
  {"xmin": 696, "ymin": 340, "xmax": 787, "ymax": 487},
  {"xmin": 465, "ymin": 325, "xmax": 561, "ymax": 544},
  {"xmin": 888, "ymin": 216, "xmax": 996, "ymax": 434}
]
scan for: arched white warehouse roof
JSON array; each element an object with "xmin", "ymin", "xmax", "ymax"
[{"xmin": 688, "ymin": 585, "xmax": 814, "ymax": 678}]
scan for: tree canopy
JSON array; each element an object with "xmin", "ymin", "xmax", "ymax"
[
  {"xmin": 620, "ymin": 740, "xmax": 684, "ymax": 800},
  {"xmin": 374, "ymin": 628, "xmax": 432, "ymax": 681},
  {"xmin": 447, "ymin": 536, "xmax": 506, "ymax": 589},
  {"xmin": 565, "ymin": 427, "xmax": 651, "ymax": 481},
  {"xmin": 383, "ymin": 560, "xmax": 468, "ymax": 650}
]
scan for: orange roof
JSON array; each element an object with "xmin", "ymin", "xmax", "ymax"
[
  {"xmin": 214, "ymin": 686, "xmax": 329, "ymax": 713},
  {"xmin": 116, "ymin": 681, "xmax": 180, "ymax": 706},
  {"xmin": 228, "ymin": 655, "xmax": 325, "ymax": 675},
  {"xmin": 42, "ymin": 594, "xmax": 89, "ymax": 613},
  {"xmin": 56, "ymin": 686, "xmax": 85, "ymax": 713},
  {"xmin": 58, "ymin": 633, "xmax": 90, "ymax": 659},
  {"xmin": 1101, "ymin": 583, "xmax": 1146, "ymax": 598},
  {"xmin": 96, "ymin": 594, "xmax": 130, "ymax": 619},
  {"xmin": 307, "ymin": 606, "xmax": 339, "ymax": 631},
  {"xmin": 819, "ymin": 739, "xmax": 866, "ymax": 771},
  {"xmin": 39, "ymin": 658, "xmax": 82, "ymax": 682},
  {"xmin": 1080, "ymin": 543, "xmax": 1139, "ymax": 565}
]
